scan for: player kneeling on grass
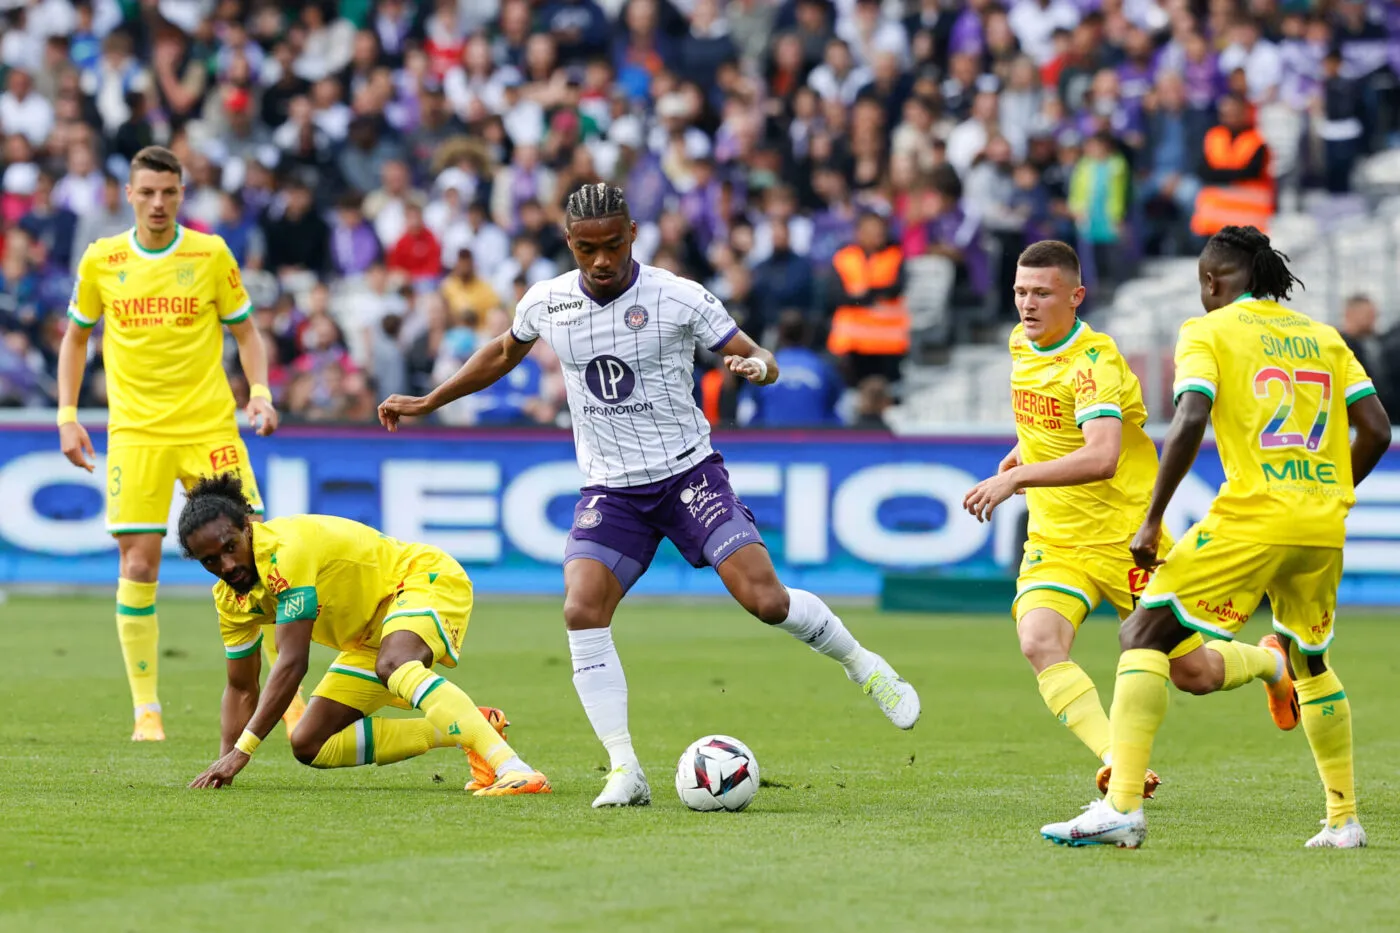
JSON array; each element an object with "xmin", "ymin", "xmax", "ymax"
[{"xmin": 180, "ymin": 474, "xmax": 549, "ymax": 796}]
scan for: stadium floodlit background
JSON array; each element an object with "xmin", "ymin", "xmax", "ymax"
[{"xmin": 5, "ymin": 2, "xmax": 1400, "ymax": 931}]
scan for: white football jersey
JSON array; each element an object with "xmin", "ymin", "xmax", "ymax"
[{"xmin": 510, "ymin": 262, "xmax": 740, "ymax": 487}]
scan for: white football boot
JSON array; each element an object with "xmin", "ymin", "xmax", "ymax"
[
  {"xmin": 1041, "ymin": 799, "xmax": 1147, "ymax": 848},
  {"xmin": 1305, "ymin": 818, "xmax": 1368, "ymax": 849},
  {"xmin": 591, "ymin": 763, "xmax": 651, "ymax": 808},
  {"xmin": 855, "ymin": 652, "xmax": 921, "ymax": 730}
]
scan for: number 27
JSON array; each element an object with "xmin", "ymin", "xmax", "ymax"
[{"xmin": 1254, "ymin": 366, "xmax": 1330, "ymax": 451}]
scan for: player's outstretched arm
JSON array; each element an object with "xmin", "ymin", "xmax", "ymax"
[
  {"xmin": 190, "ymin": 622, "xmax": 312, "ymax": 789},
  {"xmin": 227, "ymin": 318, "xmax": 279, "ymax": 436},
  {"xmin": 718, "ymin": 330, "xmax": 779, "ymax": 387},
  {"xmin": 56, "ymin": 323, "xmax": 95, "ymax": 472},
  {"xmin": 217, "ymin": 652, "xmax": 262, "ymax": 758},
  {"xmin": 1130, "ymin": 391, "xmax": 1211, "ymax": 569},
  {"xmin": 378, "ymin": 332, "xmax": 534, "ymax": 430},
  {"xmin": 1348, "ymin": 393, "xmax": 1391, "ymax": 485},
  {"xmin": 963, "ymin": 418, "xmax": 1121, "ymax": 522}
]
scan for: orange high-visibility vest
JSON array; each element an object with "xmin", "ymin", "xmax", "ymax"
[
  {"xmin": 826, "ymin": 244, "xmax": 910, "ymax": 356},
  {"xmin": 1192, "ymin": 126, "xmax": 1274, "ymax": 237},
  {"xmin": 700, "ymin": 367, "xmax": 725, "ymax": 425}
]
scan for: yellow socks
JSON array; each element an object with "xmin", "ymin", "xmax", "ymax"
[
  {"xmin": 1106, "ymin": 649, "xmax": 1171, "ymax": 813},
  {"xmin": 116, "ymin": 578, "xmax": 159, "ymax": 710},
  {"xmin": 1296, "ymin": 669, "xmax": 1356, "ymax": 827},
  {"xmin": 1205, "ymin": 639, "xmax": 1279, "ymax": 691},
  {"xmin": 1036, "ymin": 661, "xmax": 1112, "ymax": 762},
  {"xmin": 309, "ymin": 718, "xmax": 455, "ymax": 768},
  {"xmin": 386, "ymin": 661, "xmax": 520, "ymax": 771}
]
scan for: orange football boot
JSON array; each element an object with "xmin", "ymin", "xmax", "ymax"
[
  {"xmin": 463, "ymin": 707, "xmax": 511, "ymax": 791},
  {"xmin": 1258, "ymin": 634, "xmax": 1300, "ymax": 730}
]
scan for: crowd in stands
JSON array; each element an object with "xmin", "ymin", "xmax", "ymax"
[{"xmin": 1, "ymin": 0, "xmax": 1398, "ymax": 428}]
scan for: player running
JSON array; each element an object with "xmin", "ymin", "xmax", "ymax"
[
  {"xmin": 962, "ymin": 240, "xmax": 1214, "ymax": 799},
  {"xmin": 57, "ymin": 145, "xmax": 303, "ymax": 742},
  {"xmin": 1042, "ymin": 226, "xmax": 1391, "ymax": 849},
  {"xmin": 379, "ymin": 183, "xmax": 920, "ymax": 808},
  {"xmin": 180, "ymin": 474, "xmax": 549, "ymax": 795}
]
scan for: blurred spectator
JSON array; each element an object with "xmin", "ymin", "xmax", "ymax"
[
  {"xmin": 1139, "ymin": 71, "xmax": 1206, "ymax": 256},
  {"xmin": 1, "ymin": 69, "xmax": 54, "ymax": 147},
  {"xmin": 751, "ymin": 220, "xmax": 815, "ymax": 331},
  {"xmin": 1316, "ymin": 51, "xmax": 1364, "ymax": 194},
  {"xmin": 918, "ymin": 165, "xmax": 990, "ymax": 312},
  {"xmin": 329, "ymin": 194, "xmax": 383, "ymax": 277},
  {"xmin": 70, "ymin": 174, "xmax": 130, "ymax": 268},
  {"xmin": 491, "ymin": 235, "xmax": 557, "ymax": 301},
  {"xmin": 1339, "ymin": 294, "xmax": 1400, "ymax": 420},
  {"xmin": 827, "ymin": 212, "xmax": 907, "ymax": 386},
  {"xmin": 19, "ymin": 172, "xmax": 77, "ymax": 273},
  {"xmin": 850, "ymin": 374, "xmax": 894, "ymax": 430},
  {"xmin": 387, "ymin": 202, "xmax": 443, "ymax": 283},
  {"xmin": 440, "ymin": 249, "xmax": 502, "ymax": 324},
  {"xmin": 1010, "ymin": 0, "xmax": 1080, "ymax": 66},
  {"xmin": 740, "ymin": 311, "xmax": 842, "ymax": 427},
  {"xmin": 1192, "ymin": 95, "xmax": 1273, "ymax": 238},
  {"xmin": 1068, "ymin": 132, "xmax": 1128, "ymax": 293},
  {"xmin": 263, "ymin": 180, "xmax": 331, "ymax": 277}
]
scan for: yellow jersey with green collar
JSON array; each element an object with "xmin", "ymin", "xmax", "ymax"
[
  {"xmin": 214, "ymin": 515, "xmax": 441, "ymax": 660},
  {"xmin": 67, "ymin": 225, "xmax": 252, "ymax": 445},
  {"xmin": 1010, "ymin": 318, "xmax": 1159, "ymax": 545},
  {"xmin": 1172, "ymin": 296, "xmax": 1375, "ymax": 548}
]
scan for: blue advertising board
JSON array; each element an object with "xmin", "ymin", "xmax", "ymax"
[{"xmin": 4, "ymin": 424, "xmax": 1400, "ymax": 602}]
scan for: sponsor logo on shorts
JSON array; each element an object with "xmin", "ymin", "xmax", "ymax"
[
  {"xmin": 624, "ymin": 305, "xmax": 649, "ymax": 330},
  {"xmin": 576, "ymin": 508, "xmax": 602, "ymax": 529},
  {"xmin": 210, "ymin": 444, "xmax": 240, "ymax": 470},
  {"xmin": 711, "ymin": 530, "xmax": 751, "ymax": 560},
  {"xmin": 1127, "ymin": 567, "xmax": 1151, "ymax": 596},
  {"xmin": 1196, "ymin": 597, "xmax": 1248, "ymax": 624},
  {"xmin": 680, "ymin": 475, "xmax": 727, "ymax": 528}
]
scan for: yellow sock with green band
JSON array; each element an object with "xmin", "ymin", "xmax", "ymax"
[
  {"xmin": 309, "ymin": 718, "xmax": 456, "ymax": 768},
  {"xmin": 1296, "ymin": 669, "xmax": 1356, "ymax": 827},
  {"xmin": 1206, "ymin": 639, "xmax": 1279, "ymax": 691},
  {"xmin": 116, "ymin": 578, "xmax": 159, "ymax": 709},
  {"xmin": 1106, "ymin": 649, "xmax": 1171, "ymax": 813},
  {"xmin": 1036, "ymin": 661, "xmax": 1112, "ymax": 762},
  {"xmin": 385, "ymin": 661, "xmax": 525, "ymax": 773}
]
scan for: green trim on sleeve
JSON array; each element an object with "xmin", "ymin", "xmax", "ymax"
[
  {"xmin": 1345, "ymin": 386, "xmax": 1377, "ymax": 405},
  {"xmin": 225, "ymin": 633, "xmax": 264, "ymax": 659}
]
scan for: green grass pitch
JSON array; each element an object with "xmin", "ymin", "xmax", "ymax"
[{"xmin": 3, "ymin": 595, "xmax": 1399, "ymax": 932}]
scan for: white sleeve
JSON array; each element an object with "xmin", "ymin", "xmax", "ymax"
[
  {"xmin": 511, "ymin": 289, "xmax": 544, "ymax": 343},
  {"xmin": 690, "ymin": 287, "xmax": 741, "ymax": 352}
]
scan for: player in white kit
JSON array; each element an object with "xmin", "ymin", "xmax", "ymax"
[{"xmin": 379, "ymin": 184, "xmax": 920, "ymax": 807}]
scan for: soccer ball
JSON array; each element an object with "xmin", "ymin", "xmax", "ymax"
[{"xmin": 675, "ymin": 734, "xmax": 760, "ymax": 812}]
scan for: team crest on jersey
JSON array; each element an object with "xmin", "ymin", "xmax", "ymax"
[
  {"xmin": 177, "ymin": 264, "xmax": 195, "ymax": 287},
  {"xmin": 624, "ymin": 306, "xmax": 649, "ymax": 331},
  {"xmin": 576, "ymin": 508, "xmax": 602, "ymax": 529}
]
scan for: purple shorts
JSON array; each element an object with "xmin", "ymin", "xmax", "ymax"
[{"xmin": 564, "ymin": 453, "xmax": 764, "ymax": 592}]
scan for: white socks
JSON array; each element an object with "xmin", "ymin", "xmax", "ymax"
[
  {"xmin": 775, "ymin": 587, "xmax": 874, "ymax": 682},
  {"xmin": 568, "ymin": 627, "xmax": 638, "ymax": 771}
]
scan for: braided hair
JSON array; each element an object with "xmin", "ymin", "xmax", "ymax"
[
  {"xmin": 178, "ymin": 472, "xmax": 254, "ymax": 558},
  {"xmin": 1203, "ymin": 225, "xmax": 1305, "ymax": 303},
  {"xmin": 564, "ymin": 183, "xmax": 629, "ymax": 227}
]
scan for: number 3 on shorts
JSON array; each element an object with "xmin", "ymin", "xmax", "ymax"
[{"xmin": 109, "ymin": 464, "xmax": 122, "ymax": 497}]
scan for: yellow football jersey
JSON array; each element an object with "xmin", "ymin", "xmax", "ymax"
[
  {"xmin": 1172, "ymin": 296, "xmax": 1375, "ymax": 548},
  {"xmin": 67, "ymin": 225, "xmax": 252, "ymax": 444},
  {"xmin": 216, "ymin": 515, "xmax": 444, "ymax": 659},
  {"xmin": 1010, "ymin": 318, "xmax": 1160, "ymax": 546}
]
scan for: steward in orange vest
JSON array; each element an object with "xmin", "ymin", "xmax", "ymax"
[
  {"xmin": 826, "ymin": 213, "xmax": 909, "ymax": 379},
  {"xmin": 1192, "ymin": 95, "xmax": 1274, "ymax": 237}
]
